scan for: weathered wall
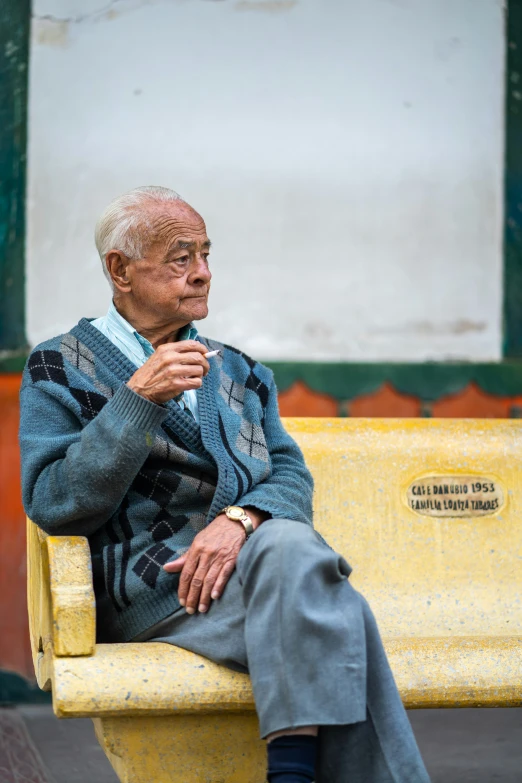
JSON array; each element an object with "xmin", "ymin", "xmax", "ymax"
[{"xmin": 28, "ymin": 0, "xmax": 505, "ymax": 361}]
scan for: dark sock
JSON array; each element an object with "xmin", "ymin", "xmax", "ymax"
[{"xmin": 267, "ymin": 734, "xmax": 317, "ymax": 783}]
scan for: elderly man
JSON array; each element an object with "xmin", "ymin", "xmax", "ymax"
[{"xmin": 20, "ymin": 186, "xmax": 429, "ymax": 783}]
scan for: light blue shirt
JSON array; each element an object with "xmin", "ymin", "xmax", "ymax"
[{"xmin": 91, "ymin": 301, "xmax": 200, "ymax": 422}]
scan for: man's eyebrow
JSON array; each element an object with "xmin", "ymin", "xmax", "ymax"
[{"xmin": 173, "ymin": 239, "xmax": 212, "ymax": 250}]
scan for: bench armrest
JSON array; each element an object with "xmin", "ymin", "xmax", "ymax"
[
  {"xmin": 46, "ymin": 536, "xmax": 96, "ymax": 657},
  {"xmin": 27, "ymin": 521, "xmax": 97, "ymax": 689},
  {"xmin": 27, "ymin": 517, "xmax": 96, "ymax": 661}
]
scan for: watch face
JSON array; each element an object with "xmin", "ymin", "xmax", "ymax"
[{"xmin": 227, "ymin": 506, "xmax": 244, "ymax": 520}]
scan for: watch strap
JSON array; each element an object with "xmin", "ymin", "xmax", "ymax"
[
  {"xmin": 238, "ymin": 514, "xmax": 255, "ymax": 538},
  {"xmin": 221, "ymin": 506, "xmax": 255, "ymax": 538}
]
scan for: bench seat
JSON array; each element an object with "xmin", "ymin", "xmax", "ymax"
[{"xmin": 40, "ymin": 636, "xmax": 522, "ymax": 719}]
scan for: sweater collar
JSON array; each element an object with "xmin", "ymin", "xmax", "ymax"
[{"xmin": 104, "ymin": 300, "xmax": 198, "ymax": 362}]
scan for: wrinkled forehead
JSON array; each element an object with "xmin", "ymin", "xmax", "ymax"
[{"xmin": 149, "ymin": 203, "xmax": 208, "ymax": 249}]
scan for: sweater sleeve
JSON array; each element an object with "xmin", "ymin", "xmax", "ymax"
[
  {"xmin": 237, "ymin": 376, "xmax": 314, "ymax": 526},
  {"xmin": 20, "ymin": 381, "xmax": 168, "ymax": 536}
]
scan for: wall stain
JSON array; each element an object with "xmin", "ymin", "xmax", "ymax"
[
  {"xmin": 235, "ymin": 0, "xmax": 297, "ymax": 12},
  {"xmin": 369, "ymin": 320, "xmax": 487, "ymax": 337},
  {"xmin": 449, "ymin": 320, "xmax": 487, "ymax": 335},
  {"xmin": 34, "ymin": 19, "xmax": 69, "ymax": 48},
  {"xmin": 434, "ymin": 36, "xmax": 461, "ymax": 63}
]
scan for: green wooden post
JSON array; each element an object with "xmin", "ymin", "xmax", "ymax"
[
  {"xmin": 504, "ymin": 0, "xmax": 522, "ymax": 356},
  {"xmin": 0, "ymin": 0, "xmax": 30, "ymax": 370}
]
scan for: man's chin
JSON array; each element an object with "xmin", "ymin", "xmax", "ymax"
[{"xmin": 184, "ymin": 301, "xmax": 209, "ymax": 322}]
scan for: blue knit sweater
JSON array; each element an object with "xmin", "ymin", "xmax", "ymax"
[{"xmin": 19, "ymin": 319, "xmax": 314, "ymax": 642}]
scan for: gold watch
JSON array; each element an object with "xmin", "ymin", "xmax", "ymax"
[{"xmin": 221, "ymin": 505, "xmax": 255, "ymax": 539}]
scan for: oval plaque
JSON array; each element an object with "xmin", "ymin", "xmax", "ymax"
[{"xmin": 407, "ymin": 475, "xmax": 504, "ymax": 518}]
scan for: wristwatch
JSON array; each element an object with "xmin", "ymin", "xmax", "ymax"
[{"xmin": 221, "ymin": 505, "xmax": 255, "ymax": 539}]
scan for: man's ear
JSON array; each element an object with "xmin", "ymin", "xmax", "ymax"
[{"xmin": 105, "ymin": 250, "xmax": 132, "ymax": 292}]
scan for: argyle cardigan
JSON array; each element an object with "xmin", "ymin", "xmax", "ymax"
[{"xmin": 19, "ymin": 319, "xmax": 314, "ymax": 642}]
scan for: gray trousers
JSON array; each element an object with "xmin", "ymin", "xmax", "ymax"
[{"xmin": 135, "ymin": 519, "xmax": 430, "ymax": 782}]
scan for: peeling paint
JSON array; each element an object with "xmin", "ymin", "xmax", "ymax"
[
  {"xmin": 32, "ymin": 0, "xmax": 174, "ymax": 27},
  {"xmin": 33, "ymin": 18, "xmax": 69, "ymax": 48},
  {"xmin": 33, "ymin": 1, "xmax": 122, "ymax": 25}
]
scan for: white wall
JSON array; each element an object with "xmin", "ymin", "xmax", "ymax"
[{"xmin": 28, "ymin": 0, "xmax": 505, "ymax": 361}]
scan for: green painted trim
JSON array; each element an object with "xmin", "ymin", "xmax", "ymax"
[
  {"xmin": 5, "ymin": 355, "xmax": 522, "ymax": 400},
  {"xmin": 0, "ymin": 670, "xmax": 51, "ymax": 706},
  {"xmin": 0, "ymin": 349, "xmax": 27, "ymax": 373},
  {"xmin": 265, "ymin": 361, "xmax": 522, "ymax": 401},
  {"xmin": 0, "ymin": 0, "xmax": 29, "ymax": 354},
  {"xmin": 504, "ymin": 0, "xmax": 522, "ymax": 356}
]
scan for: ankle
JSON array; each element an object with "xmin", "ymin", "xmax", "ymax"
[{"xmin": 267, "ymin": 734, "xmax": 317, "ymax": 783}]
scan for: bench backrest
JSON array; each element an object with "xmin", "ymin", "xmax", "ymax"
[{"xmin": 285, "ymin": 418, "xmax": 522, "ymax": 639}]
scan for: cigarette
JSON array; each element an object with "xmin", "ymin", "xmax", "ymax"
[{"xmin": 204, "ymin": 350, "xmax": 221, "ymax": 359}]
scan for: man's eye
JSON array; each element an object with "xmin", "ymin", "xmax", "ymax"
[{"xmin": 176, "ymin": 256, "xmax": 189, "ymax": 264}]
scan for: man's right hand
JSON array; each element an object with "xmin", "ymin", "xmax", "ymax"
[{"xmin": 127, "ymin": 340, "xmax": 210, "ymax": 404}]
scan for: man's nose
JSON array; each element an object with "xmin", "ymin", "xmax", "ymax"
[{"xmin": 190, "ymin": 256, "xmax": 212, "ymax": 285}]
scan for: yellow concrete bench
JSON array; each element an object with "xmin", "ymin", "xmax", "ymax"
[{"xmin": 27, "ymin": 418, "xmax": 522, "ymax": 783}]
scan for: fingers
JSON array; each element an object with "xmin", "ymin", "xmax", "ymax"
[
  {"xmin": 173, "ymin": 555, "xmax": 235, "ymax": 614},
  {"xmin": 197, "ymin": 563, "xmax": 222, "ymax": 613},
  {"xmin": 163, "ymin": 555, "xmax": 186, "ymax": 573},
  {"xmin": 177, "ymin": 553, "xmax": 199, "ymax": 608},
  {"xmin": 184, "ymin": 561, "xmax": 210, "ymax": 615},
  {"xmin": 180, "ymin": 376, "xmax": 204, "ymax": 390},
  {"xmin": 165, "ymin": 517, "xmax": 243, "ymax": 614},
  {"xmin": 175, "ymin": 340, "xmax": 209, "ymax": 355},
  {"xmin": 158, "ymin": 346, "xmax": 210, "ymax": 377},
  {"xmin": 210, "ymin": 560, "xmax": 236, "ymax": 601},
  {"xmin": 177, "ymin": 351, "xmax": 210, "ymax": 375},
  {"xmin": 171, "ymin": 363, "xmax": 204, "ymax": 379},
  {"xmin": 127, "ymin": 341, "xmax": 212, "ymax": 404},
  {"xmin": 181, "ymin": 559, "xmax": 235, "ymax": 614}
]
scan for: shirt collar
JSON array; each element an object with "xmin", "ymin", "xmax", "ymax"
[{"xmin": 108, "ymin": 301, "xmax": 198, "ymax": 358}]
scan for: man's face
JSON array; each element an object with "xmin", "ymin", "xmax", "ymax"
[{"xmin": 122, "ymin": 203, "xmax": 212, "ymax": 327}]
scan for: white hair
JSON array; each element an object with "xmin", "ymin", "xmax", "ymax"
[{"xmin": 94, "ymin": 185, "xmax": 185, "ymax": 286}]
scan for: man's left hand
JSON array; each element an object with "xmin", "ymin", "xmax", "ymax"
[{"xmin": 163, "ymin": 508, "xmax": 267, "ymax": 614}]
